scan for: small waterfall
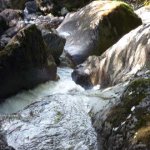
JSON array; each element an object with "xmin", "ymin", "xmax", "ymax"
[{"xmin": 0, "ymin": 67, "xmax": 126, "ymax": 149}]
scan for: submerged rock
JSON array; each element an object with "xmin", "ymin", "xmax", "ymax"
[
  {"xmin": 1, "ymin": 95, "xmax": 97, "ymax": 150},
  {"xmin": 72, "ymin": 23, "xmax": 150, "ymax": 88},
  {"xmin": 94, "ymin": 77, "xmax": 150, "ymax": 149},
  {"xmin": 0, "ymin": 24, "xmax": 57, "ymax": 101},
  {"xmin": 57, "ymin": 0, "xmax": 142, "ymax": 65}
]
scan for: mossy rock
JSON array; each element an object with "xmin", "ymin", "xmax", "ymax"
[
  {"xmin": 57, "ymin": 0, "xmax": 142, "ymax": 65},
  {"xmin": 106, "ymin": 78, "xmax": 150, "ymax": 127},
  {"xmin": 97, "ymin": 78, "xmax": 150, "ymax": 149},
  {"xmin": 0, "ymin": 24, "xmax": 57, "ymax": 101}
]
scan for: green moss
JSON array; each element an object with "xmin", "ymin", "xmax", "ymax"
[
  {"xmin": 106, "ymin": 78, "xmax": 150, "ymax": 127},
  {"xmin": 136, "ymin": 113, "xmax": 150, "ymax": 130},
  {"xmin": 54, "ymin": 111, "xmax": 63, "ymax": 124}
]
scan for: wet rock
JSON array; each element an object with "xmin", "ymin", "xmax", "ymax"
[
  {"xmin": 0, "ymin": 0, "xmax": 26, "ymax": 11},
  {"xmin": 0, "ymin": 95, "xmax": 97, "ymax": 150},
  {"xmin": 72, "ymin": 23, "xmax": 150, "ymax": 89},
  {"xmin": 0, "ymin": 24, "xmax": 57, "ymax": 101},
  {"xmin": 93, "ymin": 77, "xmax": 150, "ymax": 149},
  {"xmin": 57, "ymin": 0, "xmax": 142, "ymax": 65},
  {"xmin": 0, "ymin": 131, "xmax": 15, "ymax": 150},
  {"xmin": 35, "ymin": 15, "xmax": 64, "ymax": 29}
]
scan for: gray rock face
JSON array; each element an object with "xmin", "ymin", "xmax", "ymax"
[
  {"xmin": 93, "ymin": 77, "xmax": 150, "ymax": 150},
  {"xmin": 0, "ymin": 131, "xmax": 15, "ymax": 150},
  {"xmin": 0, "ymin": 24, "xmax": 57, "ymax": 101},
  {"xmin": 1, "ymin": 95, "xmax": 97, "ymax": 150},
  {"xmin": 0, "ymin": 119, "xmax": 15, "ymax": 150},
  {"xmin": 72, "ymin": 23, "xmax": 150, "ymax": 88},
  {"xmin": 57, "ymin": 0, "xmax": 142, "ymax": 66}
]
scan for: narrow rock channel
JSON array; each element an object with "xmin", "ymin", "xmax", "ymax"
[{"xmin": 0, "ymin": 67, "xmax": 127, "ymax": 150}]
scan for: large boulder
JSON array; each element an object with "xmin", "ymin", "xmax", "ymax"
[
  {"xmin": 72, "ymin": 23, "xmax": 150, "ymax": 88},
  {"xmin": 57, "ymin": 0, "xmax": 142, "ymax": 66},
  {"xmin": 93, "ymin": 77, "xmax": 150, "ymax": 149},
  {"xmin": 0, "ymin": 24, "xmax": 57, "ymax": 100},
  {"xmin": 0, "ymin": 0, "xmax": 26, "ymax": 11},
  {"xmin": 0, "ymin": 95, "xmax": 97, "ymax": 149}
]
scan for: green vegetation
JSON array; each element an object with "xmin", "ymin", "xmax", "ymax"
[{"xmin": 54, "ymin": 111, "xmax": 63, "ymax": 123}]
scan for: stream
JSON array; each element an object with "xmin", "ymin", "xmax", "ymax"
[{"xmin": 0, "ymin": 67, "xmax": 127, "ymax": 150}]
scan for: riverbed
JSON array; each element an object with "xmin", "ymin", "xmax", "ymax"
[{"xmin": 0, "ymin": 67, "xmax": 127, "ymax": 149}]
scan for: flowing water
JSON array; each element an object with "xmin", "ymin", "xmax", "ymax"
[
  {"xmin": 0, "ymin": 67, "xmax": 126, "ymax": 150},
  {"xmin": 0, "ymin": 67, "xmax": 110, "ymax": 114}
]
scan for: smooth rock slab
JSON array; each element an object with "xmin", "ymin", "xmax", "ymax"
[{"xmin": 1, "ymin": 95, "xmax": 97, "ymax": 150}]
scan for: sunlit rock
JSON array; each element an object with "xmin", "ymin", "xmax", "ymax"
[
  {"xmin": 72, "ymin": 23, "xmax": 150, "ymax": 88},
  {"xmin": 57, "ymin": 0, "xmax": 142, "ymax": 65}
]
